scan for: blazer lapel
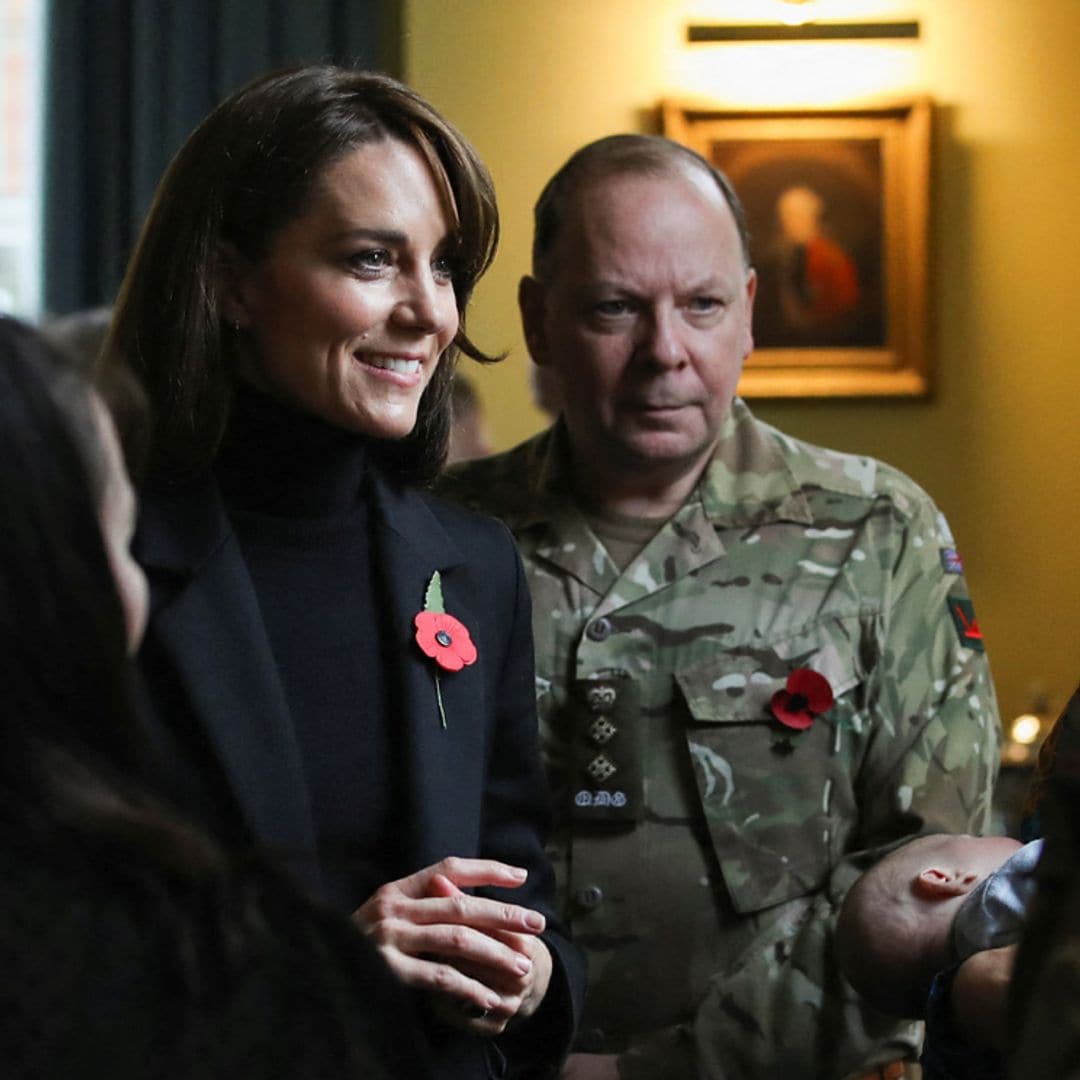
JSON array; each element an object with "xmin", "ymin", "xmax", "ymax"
[
  {"xmin": 368, "ymin": 472, "xmax": 488, "ymax": 873},
  {"xmin": 136, "ymin": 479, "xmax": 319, "ymax": 880}
]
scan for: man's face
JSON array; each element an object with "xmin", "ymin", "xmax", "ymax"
[{"xmin": 521, "ymin": 165, "xmax": 756, "ymax": 482}]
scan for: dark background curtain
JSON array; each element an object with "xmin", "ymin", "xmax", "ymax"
[{"xmin": 43, "ymin": 0, "xmax": 400, "ymax": 315}]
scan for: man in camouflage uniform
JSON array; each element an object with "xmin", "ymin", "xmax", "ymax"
[{"xmin": 440, "ymin": 134, "xmax": 1000, "ymax": 1079}]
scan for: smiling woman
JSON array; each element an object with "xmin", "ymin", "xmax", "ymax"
[
  {"xmin": 102, "ymin": 66, "xmax": 583, "ymax": 1080},
  {"xmin": 227, "ymin": 139, "xmax": 460, "ymax": 442}
]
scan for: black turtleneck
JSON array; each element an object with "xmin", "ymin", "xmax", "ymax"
[{"xmin": 214, "ymin": 387, "xmax": 394, "ymax": 911}]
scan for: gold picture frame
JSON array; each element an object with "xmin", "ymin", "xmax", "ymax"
[{"xmin": 662, "ymin": 98, "xmax": 932, "ymax": 398}]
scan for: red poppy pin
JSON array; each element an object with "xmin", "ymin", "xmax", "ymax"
[
  {"xmin": 770, "ymin": 668, "xmax": 834, "ymax": 732},
  {"xmin": 414, "ymin": 570, "xmax": 477, "ymax": 728}
]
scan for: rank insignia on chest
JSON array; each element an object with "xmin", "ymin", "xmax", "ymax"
[{"xmin": 570, "ymin": 675, "xmax": 643, "ymax": 824}]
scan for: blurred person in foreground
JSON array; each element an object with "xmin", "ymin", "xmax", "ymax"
[
  {"xmin": 104, "ymin": 66, "xmax": 583, "ymax": 1078},
  {"xmin": 0, "ymin": 315, "xmax": 432, "ymax": 1078},
  {"xmin": 41, "ymin": 304, "xmax": 112, "ymax": 368},
  {"xmin": 439, "ymin": 134, "xmax": 1001, "ymax": 1079},
  {"xmin": 1008, "ymin": 683, "xmax": 1080, "ymax": 1078}
]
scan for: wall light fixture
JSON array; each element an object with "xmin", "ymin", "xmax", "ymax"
[{"xmin": 686, "ymin": 21, "xmax": 920, "ymax": 43}]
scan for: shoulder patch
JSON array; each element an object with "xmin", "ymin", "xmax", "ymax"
[
  {"xmin": 940, "ymin": 548, "xmax": 965, "ymax": 574},
  {"xmin": 947, "ymin": 596, "xmax": 984, "ymax": 651}
]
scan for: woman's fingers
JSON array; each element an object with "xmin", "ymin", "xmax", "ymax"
[
  {"xmin": 379, "ymin": 943, "xmax": 505, "ymax": 1012},
  {"xmin": 366, "ymin": 912, "xmax": 536, "ymax": 979},
  {"xmin": 447, "ymin": 952, "xmax": 530, "ymax": 998},
  {"xmin": 375, "ymin": 936, "xmax": 526, "ymax": 1032},
  {"xmin": 356, "ymin": 872, "xmax": 545, "ymax": 939},
  {"xmin": 379, "ymin": 857, "xmax": 529, "ymax": 899},
  {"xmin": 411, "ymin": 890, "xmax": 545, "ymax": 935},
  {"xmin": 352, "ymin": 858, "xmax": 551, "ymax": 1027}
]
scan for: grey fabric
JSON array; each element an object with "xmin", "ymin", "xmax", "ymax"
[{"xmin": 952, "ymin": 838, "xmax": 1044, "ymax": 961}]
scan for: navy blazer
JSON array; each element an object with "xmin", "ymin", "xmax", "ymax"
[{"xmin": 134, "ymin": 466, "xmax": 584, "ymax": 1079}]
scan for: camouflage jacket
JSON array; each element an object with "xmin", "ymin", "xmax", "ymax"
[{"xmin": 440, "ymin": 399, "xmax": 1001, "ymax": 1079}]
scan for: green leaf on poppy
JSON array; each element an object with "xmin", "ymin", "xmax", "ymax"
[{"xmin": 424, "ymin": 570, "xmax": 445, "ymax": 614}]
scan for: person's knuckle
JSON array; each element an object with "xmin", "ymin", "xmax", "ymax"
[
  {"xmin": 447, "ymin": 924, "xmax": 471, "ymax": 952},
  {"xmin": 366, "ymin": 887, "xmax": 399, "ymax": 920},
  {"xmin": 368, "ymin": 915, "xmax": 401, "ymax": 945}
]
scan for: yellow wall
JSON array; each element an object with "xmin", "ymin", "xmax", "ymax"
[{"xmin": 404, "ymin": 0, "xmax": 1080, "ymax": 727}]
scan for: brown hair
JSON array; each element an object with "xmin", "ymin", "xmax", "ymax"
[
  {"xmin": 531, "ymin": 133, "xmax": 751, "ymax": 280},
  {"xmin": 106, "ymin": 66, "xmax": 500, "ymax": 485}
]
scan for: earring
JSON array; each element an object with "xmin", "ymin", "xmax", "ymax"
[{"xmin": 232, "ymin": 319, "xmax": 241, "ymax": 332}]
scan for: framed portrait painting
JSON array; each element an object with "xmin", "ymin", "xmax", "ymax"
[{"xmin": 661, "ymin": 98, "xmax": 932, "ymax": 397}]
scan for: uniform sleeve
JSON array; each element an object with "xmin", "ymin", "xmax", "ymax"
[
  {"xmin": 620, "ymin": 493, "xmax": 1002, "ymax": 1080},
  {"xmin": 851, "ymin": 494, "xmax": 1000, "ymax": 850},
  {"xmin": 477, "ymin": 529, "xmax": 587, "ymax": 1076}
]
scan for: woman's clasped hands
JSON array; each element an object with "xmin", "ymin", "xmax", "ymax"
[{"xmin": 355, "ymin": 857, "xmax": 553, "ymax": 1036}]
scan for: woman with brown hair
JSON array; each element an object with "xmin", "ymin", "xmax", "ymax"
[{"xmin": 105, "ymin": 67, "xmax": 581, "ymax": 1078}]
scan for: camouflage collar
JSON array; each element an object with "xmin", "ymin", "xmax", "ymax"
[
  {"xmin": 513, "ymin": 400, "xmax": 814, "ymax": 532},
  {"xmin": 696, "ymin": 399, "xmax": 815, "ymax": 527}
]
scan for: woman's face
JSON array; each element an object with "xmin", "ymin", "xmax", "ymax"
[
  {"xmin": 92, "ymin": 398, "xmax": 148, "ymax": 655},
  {"xmin": 233, "ymin": 138, "xmax": 460, "ymax": 440}
]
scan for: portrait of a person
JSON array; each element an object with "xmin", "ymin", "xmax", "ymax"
[
  {"xmin": 773, "ymin": 184, "xmax": 860, "ymax": 337},
  {"xmin": 710, "ymin": 137, "xmax": 886, "ymax": 351}
]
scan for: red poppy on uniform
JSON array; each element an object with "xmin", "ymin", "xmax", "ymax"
[{"xmin": 770, "ymin": 668, "xmax": 834, "ymax": 731}]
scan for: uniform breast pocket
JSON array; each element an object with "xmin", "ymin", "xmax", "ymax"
[{"xmin": 675, "ymin": 616, "xmax": 864, "ymax": 915}]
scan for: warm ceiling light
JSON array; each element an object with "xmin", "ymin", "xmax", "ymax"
[
  {"xmin": 779, "ymin": 0, "xmax": 814, "ymax": 27},
  {"xmin": 686, "ymin": 19, "xmax": 920, "ymax": 43},
  {"xmin": 1010, "ymin": 713, "xmax": 1043, "ymax": 746}
]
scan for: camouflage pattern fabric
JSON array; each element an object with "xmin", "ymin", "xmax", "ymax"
[{"xmin": 440, "ymin": 398, "xmax": 1001, "ymax": 1079}]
